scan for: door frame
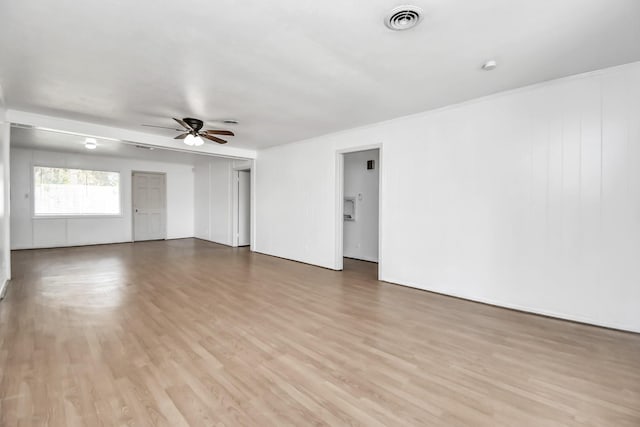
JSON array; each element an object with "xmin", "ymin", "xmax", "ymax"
[
  {"xmin": 231, "ymin": 162, "xmax": 254, "ymax": 249},
  {"xmin": 334, "ymin": 144, "xmax": 382, "ymax": 276},
  {"xmin": 131, "ymin": 171, "xmax": 167, "ymax": 242}
]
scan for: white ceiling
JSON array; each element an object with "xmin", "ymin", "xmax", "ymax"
[
  {"xmin": 1, "ymin": 0, "xmax": 639, "ymax": 150},
  {"xmin": 10, "ymin": 127, "xmax": 211, "ymax": 164}
]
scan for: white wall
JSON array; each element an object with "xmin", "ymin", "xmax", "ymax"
[
  {"xmin": 0, "ymin": 87, "xmax": 10, "ymax": 296},
  {"xmin": 255, "ymin": 61, "xmax": 640, "ymax": 333},
  {"xmin": 343, "ymin": 149, "xmax": 379, "ymax": 262},
  {"xmin": 193, "ymin": 156, "xmax": 235, "ymax": 246},
  {"xmin": 11, "ymin": 148, "xmax": 195, "ymax": 249},
  {"xmin": 210, "ymin": 158, "xmax": 233, "ymax": 244},
  {"xmin": 256, "ymin": 140, "xmax": 336, "ymax": 267},
  {"xmin": 194, "ymin": 159, "xmax": 211, "ymax": 240}
]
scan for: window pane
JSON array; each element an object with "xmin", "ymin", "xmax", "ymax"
[{"xmin": 34, "ymin": 167, "xmax": 121, "ymax": 216}]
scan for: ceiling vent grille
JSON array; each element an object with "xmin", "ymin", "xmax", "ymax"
[{"xmin": 385, "ymin": 5, "xmax": 423, "ymax": 31}]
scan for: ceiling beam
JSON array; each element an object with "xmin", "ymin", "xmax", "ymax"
[{"xmin": 6, "ymin": 110, "xmax": 257, "ymax": 160}]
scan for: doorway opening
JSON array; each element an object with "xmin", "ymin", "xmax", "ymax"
[
  {"xmin": 336, "ymin": 147, "xmax": 380, "ymax": 278},
  {"xmin": 234, "ymin": 169, "xmax": 251, "ymax": 247},
  {"xmin": 132, "ymin": 171, "xmax": 167, "ymax": 241}
]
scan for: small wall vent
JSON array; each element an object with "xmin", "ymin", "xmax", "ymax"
[{"xmin": 385, "ymin": 5, "xmax": 423, "ymax": 31}]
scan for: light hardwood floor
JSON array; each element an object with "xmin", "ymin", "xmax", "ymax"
[{"xmin": 1, "ymin": 239, "xmax": 639, "ymax": 426}]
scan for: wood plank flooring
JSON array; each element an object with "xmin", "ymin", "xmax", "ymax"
[{"xmin": 1, "ymin": 239, "xmax": 639, "ymax": 426}]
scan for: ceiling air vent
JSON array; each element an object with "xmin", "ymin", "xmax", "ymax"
[{"xmin": 385, "ymin": 5, "xmax": 423, "ymax": 31}]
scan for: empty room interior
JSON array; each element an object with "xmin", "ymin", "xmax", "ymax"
[{"xmin": 1, "ymin": 1, "xmax": 640, "ymax": 425}]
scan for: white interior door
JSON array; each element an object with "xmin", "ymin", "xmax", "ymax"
[
  {"xmin": 133, "ymin": 172, "xmax": 166, "ymax": 241},
  {"xmin": 237, "ymin": 170, "xmax": 250, "ymax": 246}
]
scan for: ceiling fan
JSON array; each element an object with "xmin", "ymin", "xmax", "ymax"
[{"xmin": 142, "ymin": 118, "xmax": 235, "ymax": 146}]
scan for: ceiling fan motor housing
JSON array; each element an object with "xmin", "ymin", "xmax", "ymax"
[{"xmin": 183, "ymin": 117, "xmax": 204, "ymax": 132}]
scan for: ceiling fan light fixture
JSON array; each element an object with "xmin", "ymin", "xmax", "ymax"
[{"xmin": 153, "ymin": 117, "xmax": 234, "ymax": 145}]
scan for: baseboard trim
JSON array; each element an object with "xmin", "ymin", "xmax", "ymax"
[
  {"xmin": 192, "ymin": 237, "xmax": 234, "ymax": 247},
  {"xmin": 12, "ymin": 237, "xmax": 195, "ymax": 251},
  {"xmin": 0, "ymin": 278, "xmax": 9, "ymax": 300},
  {"xmin": 380, "ymin": 275, "xmax": 640, "ymax": 335},
  {"xmin": 12, "ymin": 240, "xmax": 133, "ymax": 251},
  {"xmin": 244, "ymin": 248, "xmax": 639, "ymax": 334},
  {"xmin": 344, "ymin": 255, "xmax": 379, "ymax": 263},
  {"xmin": 252, "ymin": 249, "xmax": 339, "ymax": 271}
]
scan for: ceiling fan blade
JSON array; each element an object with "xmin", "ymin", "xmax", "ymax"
[
  {"xmin": 200, "ymin": 133, "xmax": 227, "ymax": 144},
  {"xmin": 203, "ymin": 129, "xmax": 235, "ymax": 136},
  {"xmin": 141, "ymin": 124, "xmax": 183, "ymax": 131},
  {"xmin": 174, "ymin": 133, "xmax": 190, "ymax": 139},
  {"xmin": 173, "ymin": 118, "xmax": 192, "ymax": 131}
]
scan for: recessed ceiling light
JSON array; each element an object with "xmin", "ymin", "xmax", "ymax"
[
  {"xmin": 85, "ymin": 137, "xmax": 97, "ymax": 150},
  {"xmin": 385, "ymin": 5, "xmax": 423, "ymax": 31},
  {"xmin": 482, "ymin": 60, "xmax": 498, "ymax": 71}
]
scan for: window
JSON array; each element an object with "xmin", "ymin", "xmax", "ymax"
[{"xmin": 34, "ymin": 166, "xmax": 121, "ymax": 216}]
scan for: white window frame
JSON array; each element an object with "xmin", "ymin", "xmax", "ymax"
[{"xmin": 31, "ymin": 164, "xmax": 124, "ymax": 219}]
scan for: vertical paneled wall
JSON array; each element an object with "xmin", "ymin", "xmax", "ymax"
[
  {"xmin": 193, "ymin": 157, "xmax": 235, "ymax": 246},
  {"xmin": 380, "ymin": 65, "xmax": 640, "ymax": 331},
  {"xmin": 255, "ymin": 62, "xmax": 640, "ymax": 331},
  {"xmin": 0, "ymin": 89, "xmax": 9, "ymax": 290}
]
